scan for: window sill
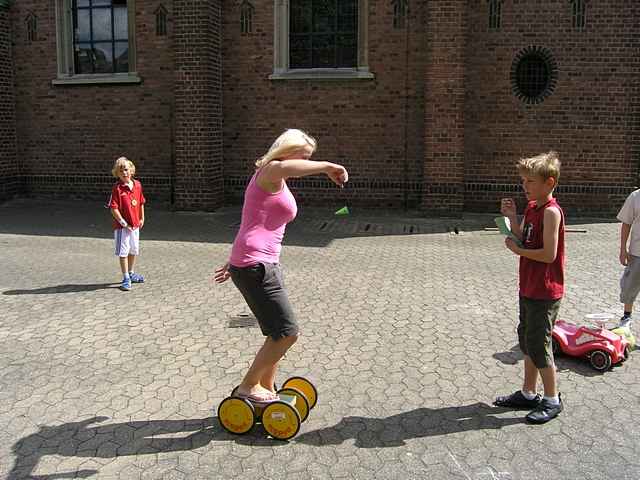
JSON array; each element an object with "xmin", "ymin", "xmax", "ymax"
[
  {"xmin": 269, "ymin": 68, "xmax": 375, "ymax": 81},
  {"xmin": 51, "ymin": 73, "xmax": 142, "ymax": 86}
]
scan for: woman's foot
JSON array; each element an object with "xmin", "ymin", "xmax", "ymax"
[{"xmin": 237, "ymin": 385, "xmax": 279, "ymax": 403}]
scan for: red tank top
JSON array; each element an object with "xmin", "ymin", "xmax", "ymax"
[{"xmin": 519, "ymin": 198, "xmax": 565, "ymax": 300}]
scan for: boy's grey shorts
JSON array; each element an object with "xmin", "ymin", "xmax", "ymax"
[
  {"xmin": 229, "ymin": 262, "xmax": 299, "ymax": 340},
  {"xmin": 518, "ymin": 296, "xmax": 561, "ymax": 369},
  {"xmin": 620, "ymin": 254, "xmax": 640, "ymax": 305}
]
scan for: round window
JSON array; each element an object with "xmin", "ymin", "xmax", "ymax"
[{"xmin": 511, "ymin": 46, "xmax": 558, "ymax": 104}]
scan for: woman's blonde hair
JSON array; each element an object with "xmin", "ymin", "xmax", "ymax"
[
  {"xmin": 255, "ymin": 129, "xmax": 317, "ymax": 169},
  {"xmin": 111, "ymin": 156, "xmax": 136, "ymax": 178},
  {"xmin": 517, "ymin": 151, "xmax": 560, "ymax": 185}
]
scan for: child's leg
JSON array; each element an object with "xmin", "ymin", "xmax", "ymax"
[
  {"xmin": 620, "ymin": 255, "xmax": 640, "ymax": 324},
  {"xmin": 119, "ymin": 256, "xmax": 129, "ymax": 275},
  {"xmin": 239, "ymin": 335, "xmax": 297, "ymax": 395},
  {"xmin": 538, "ymin": 364, "xmax": 557, "ymax": 398},
  {"xmin": 522, "ymin": 355, "xmax": 539, "ymax": 393},
  {"xmin": 128, "ymin": 254, "xmax": 136, "ymax": 272}
]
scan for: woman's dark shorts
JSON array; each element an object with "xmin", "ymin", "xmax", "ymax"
[
  {"xmin": 518, "ymin": 296, "xmax": 561, "ymax": 369},
  {"xmin": 229, "ymin": 262, "xmax": 299, "ymax": 340}
]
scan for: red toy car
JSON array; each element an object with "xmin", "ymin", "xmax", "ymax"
[{"xmin": 552, "ymin": 318, "xmax": 630, "ymax": 371}]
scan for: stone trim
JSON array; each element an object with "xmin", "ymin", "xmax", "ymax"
[{"xmin": 52, "ymin": 74, "xmax": 142, "ymax": 86}]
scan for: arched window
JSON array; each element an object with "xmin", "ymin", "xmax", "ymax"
[
  {"xmin": 155, "ymin": 4, "xmax": 168, "ymax": 37},
  {"xmin": 488, "ymin": 0, "xmax": 502, "ymax": 31},
  {"xmin": 570, "ymin": 0, "xmax": 586, "ymax": 30},
  {"xmin": 240, "ymin": 1, "xmax": 255, "ymax": 34},
  {"xmin": 392, "ymin": 0, "xmax": 408, "ymax": 30},
  {"xmin": 25, "ymin": 12, "xmax": 38, "ymax": 43}
]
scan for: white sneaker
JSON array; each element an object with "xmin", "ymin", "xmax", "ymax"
[{"xmin": 619, "ymin": 316, "xmax": 632, "ymax": 328}]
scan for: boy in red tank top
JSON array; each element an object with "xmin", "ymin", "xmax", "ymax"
[{"xmin": 494, "ymin": 152, "xmax": 565, "ymax": 424}]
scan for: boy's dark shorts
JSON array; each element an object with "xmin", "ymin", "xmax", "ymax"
[
  {"xmin": 518, "ymin": 296, "xmax": 561, "ymax": 369},
  {"xmin": 229, "ymin": 262, "xmax": 299, "ymax": 340}
]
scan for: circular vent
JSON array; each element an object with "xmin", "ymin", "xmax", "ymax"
[{"xmin": 511, "ymin": 46, "xmax": 558, "ymax": 104}]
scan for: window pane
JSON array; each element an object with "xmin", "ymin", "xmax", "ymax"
[
  {"xmin": 92, "ymin": 8, "xmax": 113, "ymax": 41},
  {"xmin": 313, "ymin": 0, "xmax": 336, "ymax": 33},
  {"xmin": 114, "ymin": 6, "xmax": 128, "ymax": 39},
  {"xmin": 312, "ymin": 34, "xmax": 335, "ymax": 68},
  {"xmin": 92, "ymin": 0, "xmax": 113, "ymax": 6},
  {"xmin": 336, "ymin": 34, "xmax": 356, "ymax": 67},
  {"xmin": 77, "ymin": 0, "xmax": 90, "ymax": 7},
  {"xmin": 93, "ymin": 42, "xmax": 114, "ymax": 73},
  {"xmin": 290, "ymin": 35, "xmax": 311, "ymax": 69},
  {"xmin": 75, "ymin": 43, "xmax": 94, "ymax": 74},
  {"xmin": 76, "ymin": 9, "xmax": 91, "ymax": 42},
  {"xmin": 114, "ymin": 41, "xmax": 129, "ymax": 72},
  {"xmin": 290, "ymin": 0, "xmax": 311, "ymax": 33},
  {"xmin": 337, "ymin": 1, "xmax": 357, "ymax": 32}
]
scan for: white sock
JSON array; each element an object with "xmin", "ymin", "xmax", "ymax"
[
  {"xmin": 543, "ymin": 395, "xmax": 560, "ymax": 405},
  {"xmin": 521, "ymin": 390, "xmax": 537, "ymax": 400}
]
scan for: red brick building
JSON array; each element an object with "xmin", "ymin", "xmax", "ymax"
[{"xmin": 0, "ymin": 1, "xmax": 638, "ymax": 214}]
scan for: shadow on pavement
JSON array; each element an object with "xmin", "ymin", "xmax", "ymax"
[
  {"xmin": 8, "ymin": 415, "xmax": 297, "ymax": 479},
  {"xmin": 2, "ymin": 283, "xmax": 119, "ymax": 295},
  {"xmin": 493, "ymin": 344, "xmax": 607, "ymax": 377},
  {"xmin": 3, "ymin": 199, "xmax": 613, "ymax": 248},
  {"xmin": 295, "ymin": 402, "xmax": 523, "ymax": 448}
]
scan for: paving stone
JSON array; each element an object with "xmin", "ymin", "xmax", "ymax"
[{"xmin": 0, "ymin": 200, "xmax": 638, "ymax": 479}]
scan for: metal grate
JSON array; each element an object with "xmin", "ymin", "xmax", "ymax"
[{"xmin": 516, "ymin": 54, "xmax": 549, "ymax": 99}]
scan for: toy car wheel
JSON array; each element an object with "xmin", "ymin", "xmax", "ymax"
[
  {"xmin": 217, "ymin": 396, "xmax": 256, "ymax": 435},
  {"xmin": 551, "ymin": 338, "xmax": 561, "ymax": 356},
  {"xmin": 622, "ymin": 345, "xmax": 631, "ymax": 362},
  {"xmin": 589, "ymin": 350, "xmax": 612, "ymax": 371},
  {"xmin": 262, "ymin": 401, "xmax": 301, "ymax": 441}
]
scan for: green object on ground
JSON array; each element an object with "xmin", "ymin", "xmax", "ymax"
[
  {"xmin": 494, "ymin": 216, "xmax": 523, "ymax": 248},
  {"xmin": 611, "ymin": 326, "xmax": 636, "ymax": 350},
  {"xmin": 335, "ymin": 206, "xmax": 350, "ymax": 216}
]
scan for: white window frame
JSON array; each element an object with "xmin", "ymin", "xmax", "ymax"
[
  {"xmin": 270, "ymin": 0, "xmax": 374, "ymax": 81},
  {"xmin": 53, "ymin": 0, "xmax": 140, "ymax": 85}
]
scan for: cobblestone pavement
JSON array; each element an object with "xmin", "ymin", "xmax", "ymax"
[{"xmin": 0, "ymin": 199, "xmax": 638, "ymax": 480}]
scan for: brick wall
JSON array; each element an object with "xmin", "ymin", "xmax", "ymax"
[
  {"xmin": 422, "ymin": 0, "xmax": 467, "ymax": 214},
  {"xmin": 11, "ymin": 0, "xmax": 175, "ymax": 203},
  {"xmin": 3, "ymin": 2, "xmax": 638, "ymax": 215},
  {"xmin": 464, "ymin": 0, "xmax": 640, "ymax": 215},
  {"xmin": 173, "ymin": 0, "xmax": 224, "ymax": 210},
  {"xmin": 0, "ymin": 5, "xmax": 17, "ymax": 201},
  {"xmin": 222, "ymin": 0, "xmax": 426, "ymax": 209}
]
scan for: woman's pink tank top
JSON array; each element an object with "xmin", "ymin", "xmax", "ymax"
[{"xmin": 229, "ymin": 170, "xmax": 298, "ymax": 267}]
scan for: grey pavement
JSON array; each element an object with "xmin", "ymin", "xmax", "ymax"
[{"xmin": 0, "ymin": 198, "xmax": 638, "ymax": 480}]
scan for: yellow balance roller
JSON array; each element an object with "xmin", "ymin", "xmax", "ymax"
[
  {"xmin": 282, "ymin": 377, "xmax": 318, "ymax": 409},
  {"xmin": 261, "ymin": 399, "xmax": 301, "ymax": 440},
  {"xmin": 277, "ymin": 387, "xmax": 310, "ymax": 422},
  {"xmin": 217, "ymin": 397, "xmax": 255, "ymax": 435}
]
